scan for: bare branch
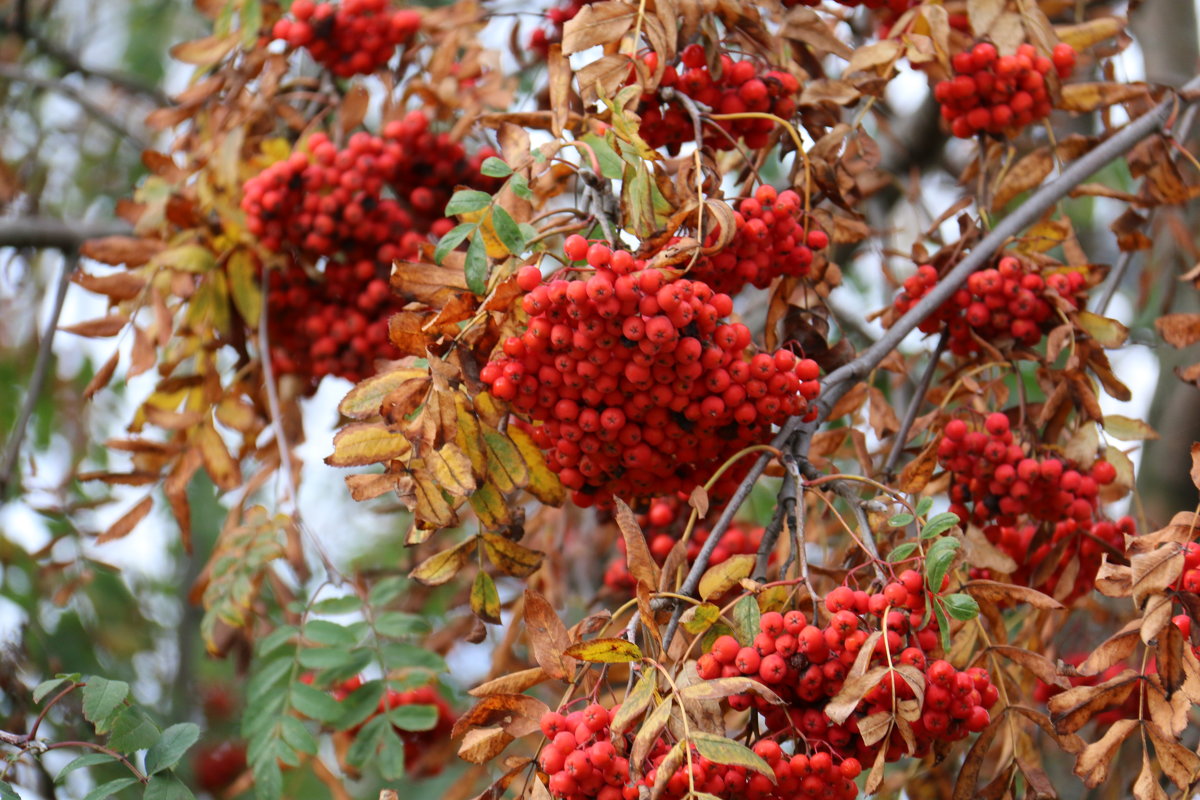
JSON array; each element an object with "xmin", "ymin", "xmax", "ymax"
[
  {"xmin": 0, "ymin": 251, "xmax": 78, "ymax": 496},
  {"xmin": 0, "ymin": 217, "xmax": 132, "ymax": 250},
  {"xmin": 818, "ymin": 74, "xmax": 1200, "ymax": 416},
  {"xmin": 0, "ymin": 63, "xmax": 149, "ymax": 149},
  {"xmin": 22, "ymin": 31, "xmax": 170, "ymax": 106},
  {"xmin": 882, "ymin": 330, "xmax": 947, "ymax": 478}
]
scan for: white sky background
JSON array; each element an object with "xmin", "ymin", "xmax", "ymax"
[{"xmin": 0, "ymin": 7, "xmax": 1195, "ymax": 787}]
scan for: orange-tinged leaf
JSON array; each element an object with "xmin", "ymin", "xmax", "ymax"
[
  {"xmin": 83, "ymin": 349, "xmax": 120, "ymax": 399},
  {"xmin": 195, "ymin": 422, "xmax": 241, "ymax": 491},
  {"xmin": 97, "ymin": 495, "xmax": 153, "ymax": 544},
  {"xmin": 613, "ymin": 497, "xmax": 660, "ymax": 590},
  {"xmin": 469, "ymin": 667, "xmax": 548, "ymax": 697},
  {"xmin": 988, "ymin": 646, "xmax": 1069, "ymax": 688},
  {"xmin": 1049, "ymin": 669, "xmax": 1140, "ymax": 733},
  {"xmin": 1192, "ymin": 443, "xmax": 1200, "ymax": 492},
  {"xmin": 1131, "ymin": 546, "xmax": 1184, "ymax": 609},
  {"xmin": 451, "ymin": 693, "xmax": 550, "ymax": 741},
  {"xmin": 1156, "ymin": 313, "xmax": 1200, "ymax": 348},
  {"xmin": 1144, "ymin": 720, "xmax": 1200, "ymax": 788},
  {"xmin": 563, "ymin": 638, "xmax": 642, "ymax": 663},
  {"xmin": 79, "ymin": 236, "xmax": 164, "ymax": 267},
  {"xmin": 170, "ymin": 33, "xmax": 239, "ymax": 65},
  {"xmin": 325, "ymin": 422, "xmax": 412, "ymax": 467},
  {"xmin": 457, "ymin": 726, "xmax": 513, "ymax": 764},
  {"xmin": 1073, "ymin": 718, "xmax": 1138, "ymax": 787},
  {"xmin": 561, "ymin": 1, "xmax": 636, "ymax": 55},
  {"xmin": 60, "ymin": 314, "xmax": 129, "ymax": 338},
  {"xmin": 1077, "ymin": 623, "xmax": 1141, "ymax": 676},
  {"xmin": 962, "ymin": 579, "xmax": 1064, "ymax": 609},
  {"xmin": 340, "ymin": 368, "xmax": 430, "ymax": 420},
  {"xmin": 524, "ymin": 590, "xmax": 574, "ymax": 681}
]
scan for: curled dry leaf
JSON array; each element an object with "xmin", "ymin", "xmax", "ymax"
[
  {"xmin": 1048, "ymin": 669, "xmax": 1140, "ymax": 733},
  {"xmin": 1073, "ymin": 717, "xmax": 1138, "ymax": 787}
]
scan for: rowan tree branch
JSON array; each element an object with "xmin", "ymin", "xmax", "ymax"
[
  {"xmin": 818, "ymin": 74, "xmax": 1200, "ymax": 417},
  {"xmin": 0, "ymin": 63, "xmax": 149, "ymax": 149},
  {"xmin": 882, "ymin": 330, "xmax": 947, "ymax": 478},
  {"xmin": 0, "ymin": 217, "xmax": 132, "ymax": 249},
  {"xmin": 0, "ymin": 250, "xmax": 78, "ymax": 497},
  {"xmin": 19, "ymin": 31, "xmax": 170, "ymax": 106}
]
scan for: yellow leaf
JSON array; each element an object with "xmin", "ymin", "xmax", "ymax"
[
  {"xmin": 325, "ymin": 423, "xmax": 412, "ymax": 467},
  {"xmin": 194, "ymin": 421, "xmax": 241, "ymax": 490},
  {"xmin": 226, "ymin": 249, "xmax": 261, "ymax": 327},
  {"xmin": 470, "ymin": 481, "xmax": 513, "ymax": 529},
  {"xmin": 471, "ymin": 571, "xmax": 502, "ymax": 624},
  {"xmin": 507, "ymin": 425, "xmax": 565, "ymax": 505},
  {"xmin": 482, "ymin": 532, "xmax": 544, "ymax": 578},
  {"xmin": 698, "ymin": 554, "xmax": 756, "ymax": 601},
  {"xmin": 482, "ymin": 428, "xmax": 529, "ymax": 493},
  {"xmin": 410, "ymin": 536, "xmax": 479, "ymax": 586},
  {"xmin": 428, "ymin": 442, "xmax": 477, "ymax": 497},
  {"xmin": 563, "ymin": 638, "xmax": 643, "ymax": 663}
]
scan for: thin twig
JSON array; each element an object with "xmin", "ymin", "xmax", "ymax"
[
  {"xmin": 0, "ymin": 250, "xmax": 77, "ymax": 496},
  {"xmin": 0, "ymin": 217, "xmax": 131, "ymax": 249},
  {"xmin": 882, "ymin": 330, "xmax": 948, "ymax": 478},
  {"xmin": 0, "ymin": 63, "xmax": 148, "ymax": 149},
  {"xmin": 754, "ymin": 470, "xmax": 792, "ymax": 582},
  {"xmin": 818, "ymin": 74, "xmax": 1200, "ymax": 417},
  {"xmin": 257, "ymin": 279, "xmax": 345, "ymax": 585},
  {"xmin": 21, "ymin": 31, "xmax": 170, "ymax": 106}
]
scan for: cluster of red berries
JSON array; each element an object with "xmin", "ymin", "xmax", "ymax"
[
  {"xmin": 528, "ymin": 0, "xmax": 596, "ymax": 57},
  {"xmin": 331, "ymin": 677, "xmax": 457, "ymax": 776},
  {"xmin": 1175, "ymin": 544, "xmax": 1200, "ymax": 595},
  {"xmin": 935, "ymin": 41, "xmax": 1076, "ymax": 138},
  {"xmin": 242, "ymin": 111, "xmax": 498, "ymax": 383},
  {"xmin": 690, "ymin": 186, "xmax": 829, "ymax": 295},
  {"xmin": 538, "ymin": 703, "xmax": 632, "ymax": 800},
  {"xmin": 698, "ymin": 576, "xmax": 999, "ymax": 765},
  {"xmin": 939, "ymin": 413, "xmax": 1124, "ymax": 601},
  {"xmin": 270, "ymin": 0, "xmax": 420, "ymax": 78},
  {"xmin": 603, "ymin": 523, "xmax": 764, "ymax": 593},
  {"xmin": 892, "ymin": 256, "xmax": 1087, "ymax": 356},
  {"xmin": 635, "ymin": 46, "xmax": 800, "ymax": 154},
  {"xmin": 483, "ymin": 236, "xmax": 820, "ymax": 507},
  {"xmin": 646, "ymin": 739, "xmax": 860, "ymax": 800}
]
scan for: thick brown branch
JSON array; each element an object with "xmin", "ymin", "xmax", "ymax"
[{"xmin": 818, "ymin": 74, "xmax": 1200, "ymax": 416}]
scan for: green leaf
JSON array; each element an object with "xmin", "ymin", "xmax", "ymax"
[
  {"xmin": 480, "ymin": 157, "xmax": 513, "ymax": 177},
  {"xmin": 55, "ymin": 752, "xmax": 116, "ymax": 783},
  {"xmin": 345, "ymin": 715, "xmax": 389, "ymax": 768},
  {"xmin": 144, "ymin": 722, "xmax": 201, "ymax": 775},
  {"xmin": 240, "ymin": 0, "xmax": 263, "ymax": 49},
  {"xmin": 434, "ymin": 222, "xmax": 475, "ymax": 265},
  {"xmin": 252, "ymin": 757, "xmax": 282, "ymax": 800},
  {"xmin": 579, "ymin": 133, "xmax": 624, "ymax": 179},
  {"xmin": 297, "ymin": 646, "xmax": 362, "ymax": 671},
  {"xmin": 490, "ymin": 205, "xmax": 525, "ymax": 256},
  {"xmin": 79, "ymin": 777, "xmax": 139, "ymax": 800},
  {"xmin": 82, "ymin": 677, "xmax": 129, "ymax": 733},
  {"xmin": 386, "ymin": 704, "xmax": 438, "ymax": 731},
  {"xmin": 336, "ymin": 681, "xmax": 386, "ymax": 731},
  {"xmin": 290, "ymin": 681, "xmax": 344, "ymax": 724},
  {"xmin": 465, "ymin": 233, "xmax": 488, "ymax": 295},
  {"xmin": 303, "ymin": 619, "xmax": 359, "ymax": 647},
  {"xmin": 246, "ymin": 655, "xmax": 293, "ymax": 699},
  {"xmin": 915, "ymin": 497, "xmax": 933, "ymax": 517},
  {"xmin": 381, "ymin": 642, "xmax": 447, "ymax": 672},
  {"xmin": 108, "ymin": 707, "xmax": 161, "ymax": 752},
  {"xmin": 925, "ymin": 536, "xmax": 961, "ymax": 593},
  {"xmin": 143, "ymin": 774, "xmax": 196, "ymax": 800},
  {"xmin": 509, "ymin": 173, "xmax": 532, "ymax": 200},
  {"xmin": 309, "ymin": 595, "xmax": 362, "ymax": 615},
  {"xmin": 445, "ymin": 189, "xmax": 493, "ymax": 216},
  {"xmin": 942, "ymin": 593, "xmax": 980, "ymax": 621},
  {"xmin": 888, "ymin": 513, "xmax": 914, "ymax": 528},
  {"xmin": 242, "ymin": 687, "xmax": 287, "ymax": 740},
  {"xmin": 33, "ymin": 677, "xmax": 70, "ymax": 704},
  {"xmin": 933, "ymin": 599, "xmax": 952, "ymax": 653},
  {"xmin": 731, "ymin": 596, "xmax": 761, "ymax": 647},
  {"xmin": 920, "ymin": 512, "xmax": 961, "ymax": 540},
  {"xmin": 374, "ymin": 611, "xmax": 430, "ymax": 638},
  {"xmin": 0, "ymin": 782, "xmax": 19, "ymax": 800},
  {"xmin": 471, "ymin": 571, "xmax": 502, "ymax": 624},
  {"xmin": 887, "ymin": 542, "xmax": 918, "ymax": 563},
  {"xmin": 369, "ymin": 577, "xmax": 409, "ymax": 606},
  {"xmin": 280, "ymin": 716, "xmax": 318, "ymax": 756},
  {"xmin": 689, "ymin": 732, "xmax": 775, "ymax": 779},
  {"xmin": 378, "ymin": 727, "xmax": 407, "ymax": 781},
  {"xmin": 256, "ymin": 625, "xmax": 298, "ymax": 657}
]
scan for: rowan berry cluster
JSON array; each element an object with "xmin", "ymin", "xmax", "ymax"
[
  {"xmin": 698, "ymin": 578, "xmax": 998, "ymax": 765},
  {"xmin": 603, "ymin": 523, "xmax": 764, "ymax": 593},
  {"xmin": 691, "ymin": 186, "xmax": 829, "ymax": 295},
  {"xmin": 939, "ymin": 413, "xmax": 1124, "ymax": 601},
  {"xmin": 270, "ymin": 0, "xmax": 420, "ymax": 78},
  {"xmin": 935, "ymin": 41, "xmax": 1076, "ymax": 138},
  {"xmin": 482, "ymin": 235, "xmax": 820, "ymax": 507},
  {"xmin": 892, "ymin": 255, "xmax": 1087, "ymax": 356},
  {"xmin": 528, "ymin": 0, "xmax": 595, "ymax": 57},
  {"xmin": 331, "ymin": 677, "xmax": 457, "ymax": 776},
  {"xmin": 538, "ymin": 704, "xmax": 632, "ymax": 800},
  {"xmin": 647, "ymin": 739, "xmax": 861, "ymax": 800},
  {"xmin": 242, "ymin": 111, "xmax": 498, "ymax": 383},
  {"xmin": 636, "ymin": 46, "xmax": 800, "ymax": 154},
  {"xmin": 1175, "ymin": 543, "xmax": 1200, "ymax": 595}
]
